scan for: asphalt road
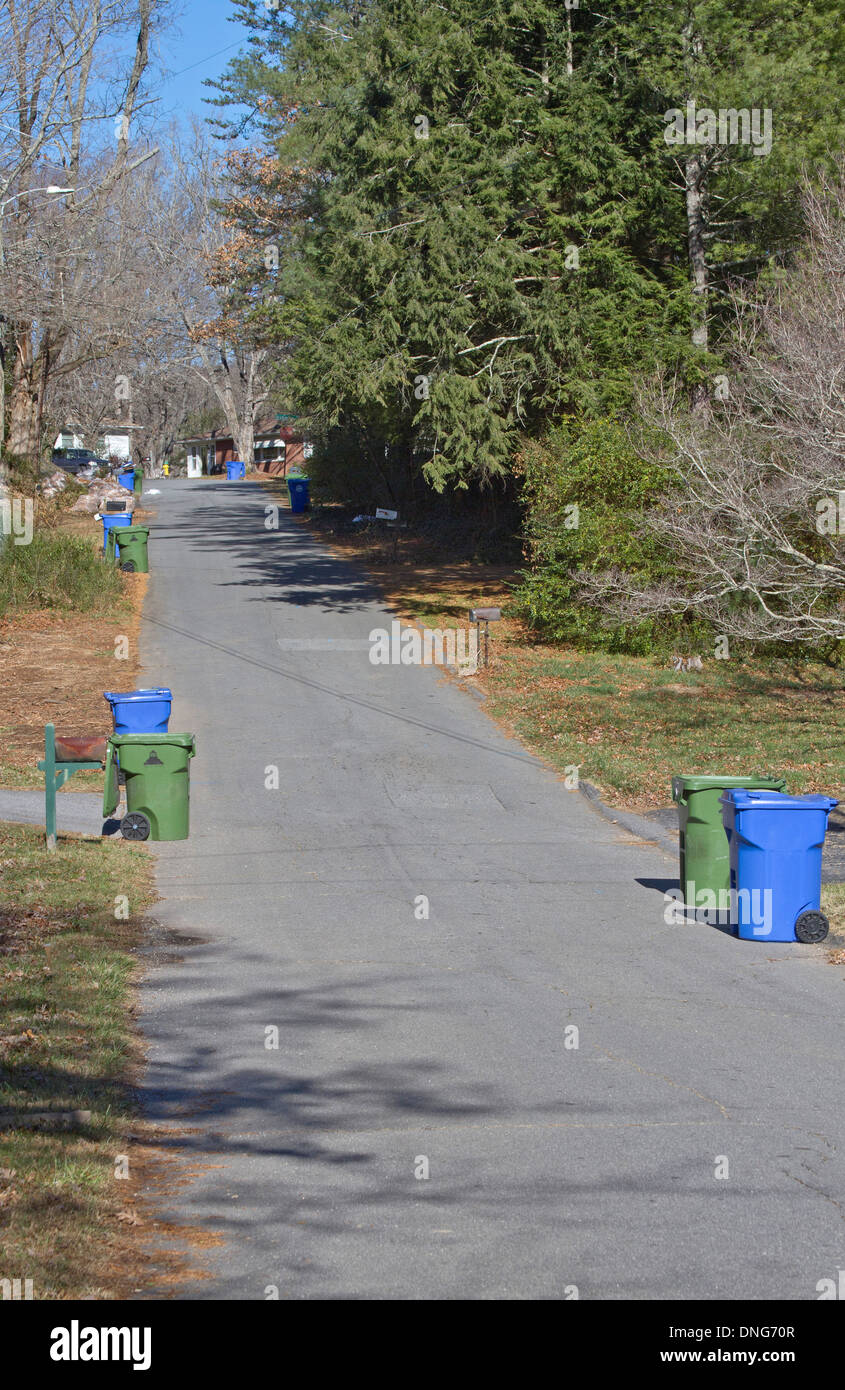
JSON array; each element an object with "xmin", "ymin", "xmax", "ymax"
[{"xmin": 135, "ymin": 478, "xmax": 845, "ymax": 1300}]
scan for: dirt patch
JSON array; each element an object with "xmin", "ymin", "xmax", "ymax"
[
  {"xmin": 302, "ymin": 509, "xmax": 515, "ymax": 618},
  {"xmin": 0, "ymin": 573, "xmax": 146, "ymax": 788},
  {"xmin": 90, "ymin": 1132, "xmax": 225, "ymax": 1299}
]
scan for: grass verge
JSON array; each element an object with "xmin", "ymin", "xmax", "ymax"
[
  {"xmin": 0, "ymin": 821, "xmax": 157, "ymax": 1298},
  {"xmin": 0, "ymin": 532, "xmax": 124, "ymax": 619},
  {"xmin": 0, "ymin": 506, "xmax": 147, "ymax": 790}
]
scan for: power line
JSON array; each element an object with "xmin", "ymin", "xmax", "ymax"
[{"xmin": 169, "ymin": 39, "xmax": 247, "ymax": 80}]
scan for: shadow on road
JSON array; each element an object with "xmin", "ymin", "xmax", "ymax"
[{"xmin": 153, "ymin": 489, "xmax": 382, "ymax": 615}]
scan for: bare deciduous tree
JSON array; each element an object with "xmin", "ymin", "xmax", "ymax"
[
  {"xmin": 142, "ymin": 126, "xmax": 271, "ymax": 468},
  {"xmin": 578, "ymin": 169, "xmax": 845, "ymax": 648},
  {"xmin": 0, "ymin": 0, "xmax": 168, "ymax": 473}
]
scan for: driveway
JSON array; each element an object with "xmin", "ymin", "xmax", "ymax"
[{"xmin": 135, "ymin": 478, "xmax": 845, "ymax": 1300}]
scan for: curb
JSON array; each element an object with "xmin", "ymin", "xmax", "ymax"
[{"xmin": 579, "ymin": 780, "xmax": 678, "ymax": 858}]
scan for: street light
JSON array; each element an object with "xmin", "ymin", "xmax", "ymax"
[
  {"xmin": 0, "ymin": 185, "xmax": 74, "ymax": 213},
  {"xmin": 0, "ymin": 185, "xmax": 74, "ymax": 255}
]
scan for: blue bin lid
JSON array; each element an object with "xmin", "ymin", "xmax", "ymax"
[
  {"xmin": 720, "ymin": 788, "xmax": 838, "ymax": 812},
  {"xmin": 103, "ymin": 688, "xmax": 172, "ymax": 703}
]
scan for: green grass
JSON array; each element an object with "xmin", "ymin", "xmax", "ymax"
[
  {"xmin": 0, "ymin": 821, "xmax": 155, "ymax": 1298},
  {"xmin": 0, "ymin": 532, "xmax": 124, "ymax": 617},
  {"xmin": 475, "ymin": 642, "xmax": 842, "ymax": 808},
  {"xmin": 359, "ymin": 566, "xmax": 844, "ymax": 810}
]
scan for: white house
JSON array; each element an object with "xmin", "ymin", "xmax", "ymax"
[
  {"xmin": 102, "ymin": 429, "xmax": 132, "ymax": 460},
  {"xmin": 54, "ymin": 429, "xmax": 85, "ymax": 451},
  {"xmin": 53, "ymin": 425, "xmax": 134, "ymax": 460}
]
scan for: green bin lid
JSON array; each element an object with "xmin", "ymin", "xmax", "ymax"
[
  {"xmin": 108, "ymin": 732, "xmax": 195, "ymax": 748},
  {"xmin": 672, "ymin": 773, "xmax": 786, "ymax": 800}
]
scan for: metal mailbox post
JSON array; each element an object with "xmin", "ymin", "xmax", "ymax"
[{"xmin": 468, "ymin": 607, "xmax": 501, "ymax": 668}]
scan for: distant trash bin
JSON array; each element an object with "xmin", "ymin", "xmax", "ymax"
[
  {"xmin": 117, "ymin": 468, "xmax": 135, "ymax": 491},
  {"xmin": 103, "ymin": 732, "xmax": 195, "ymax": 841},
  {"xmin": 133, "ymin": 468, "xmax": 143, "ymax": 497},
  {"xmin": 114, "ymin": 523, "xmax": 149, "ymax": 572},
  {"xmin": 103, "ymin": 688, "xmax": 172, "ymax": 735},
  {"xmin": 671, "ymin": 775, "xmax": 786, "ymax": 905},
  {"xmin": 719, "ymin": 788, "xmax": 839, "ymax": 942},
  {"xmin": 287, "ymin": 475, "xmax": 310, "ymax": 513},
  {"xmin": 100, "ymin": 512, "xmax": 133, "ymax": 550},
  {"xmin": 226, "ymin": 460, "xmax": 246, "ymax": 481}
]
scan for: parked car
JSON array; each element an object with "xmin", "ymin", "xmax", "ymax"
[{"xmin": 51, "ymin": 447, "xmax": 110, "ymax": 474}]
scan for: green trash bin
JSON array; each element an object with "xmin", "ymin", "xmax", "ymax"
[
  {"xmin": 133, "ymin": 468, "xmax": 143, "ymax": 497},
  {"xmin": 671, "ymin": 774, "xmax": 787, "ymax": 905},
  {"xmin": 103, "ymin": 733, "xmax": 196, "ymax": 841},
  {"xmin": 114, "ymin": 524, "xmax": 150, "ymax": 573},
  {"xmin": 105, "ymin": 528, "xmax": 118, "ymax": 563}
]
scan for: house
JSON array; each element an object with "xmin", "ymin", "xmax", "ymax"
[
  {"xmin": 54, "ymin": 425, "xmax": 135, "ymax": 460},
  {"xmin": 102, "ymin": 428, "xmax": 133, "ymax": 461},
  {"xmin": 179, "ymin": 416, "xmax": 312, "ymax": 478}
]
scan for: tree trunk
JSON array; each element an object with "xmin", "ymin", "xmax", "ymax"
[
  {"xmin": 685, "ymin": 150, "xmax": 709, "ymax": 351},
  {"xmin": 235, "ymin": 414, "xmax": 255, "ymax": 468},
  {"xmin": 192, "ymin": 344, "xmax": 263, "ymax": 469},
  {"xmin": 681, "ymin": 19, "xmax": 708, "ymax": 355},
  {"xmin": 8, "ymin": 333, "xmax": 42, "ymax": 462},
  {"xmin": 234, "ymin": 349, "xmax": 265, "ymax": 467}
]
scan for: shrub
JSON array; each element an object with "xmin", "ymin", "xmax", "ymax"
[{"xmin": 513, "ymin": 417, "xmax": 713, "ymax": 654}]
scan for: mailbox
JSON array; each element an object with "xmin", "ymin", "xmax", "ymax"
[{"xmin": 468, "ymin": 606, "xmax": 501, "ymax": 667}]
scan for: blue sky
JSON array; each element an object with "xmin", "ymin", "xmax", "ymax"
[{"xmin": 155, "ymin": 0, "xmax": 255, "ymax": 127}]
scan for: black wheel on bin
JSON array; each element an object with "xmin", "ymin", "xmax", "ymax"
[
  {"xmin": 795, "ymin": 910, "xmax": 829, "ymax": 943},
  {"xmin": 120, "ymin": 559, "xmax": 136, "ymax": 572},
  {"xmin": 121, "ymin": 811, "xmax": 150, "ymax": 841}
]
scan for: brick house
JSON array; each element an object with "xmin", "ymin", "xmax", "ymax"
[{"xmin": 180, "ymin": 416, "xmax": 312, "ymax": 477}]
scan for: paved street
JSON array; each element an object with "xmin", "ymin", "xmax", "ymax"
[{"xmin": 135, "ymin": 478, "xmax": 845, "ymax": 1300}]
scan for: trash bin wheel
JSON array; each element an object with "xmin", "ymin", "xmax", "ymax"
[
  {"xmin": 120, "ymin": 559, "xmax": 136, "ymax": 572},
  {"xmin": 795, "ymin": 910, "xmax": 829, "ymax": 944},
  {"xmin": 121, "ymin": 811, "xmax": 150, "ymax": 841}
]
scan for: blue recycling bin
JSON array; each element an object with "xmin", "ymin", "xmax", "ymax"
[
  {"xmin": 287, "ymin": 476, "xmax": 310, "ymax": 513},
  {"xmin": 719, "ymin": 788, "xmax": 838, "ymax": 943},
  {"xmin": 101, "ymin": 512, "xmax": 133, "ymax": 550},
  {"xmin": 117, "ymin": 468, "xmax": 135, "ymax": 491},
  {"xmin": 226, "ymin": 460, "xmax": 246, "ymax": 481},
  {"xmin": 103, "ymin": 688, "xmax": 173, "ymax": 735}
]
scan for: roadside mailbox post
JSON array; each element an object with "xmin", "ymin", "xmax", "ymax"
[
  {"xmin": 37, "ymin": 723, "xmax": 106, "ymax": 851},
  {"xmin": 468, "ymin": 606, "xmax": 501, "ymax": 668},
  {"xmin": 374, "ymin": 508, "xmax": 401, "ymax": 560}
]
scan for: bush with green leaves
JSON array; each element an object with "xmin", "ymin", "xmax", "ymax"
[{"xmin": 514, "ymin": 418, "xmax": 713, "ymax": 654}]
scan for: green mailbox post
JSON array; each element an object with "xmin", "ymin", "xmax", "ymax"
[{"xmin": 37, "ymin": 723, "xmax": 105, "ymax": 851}]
